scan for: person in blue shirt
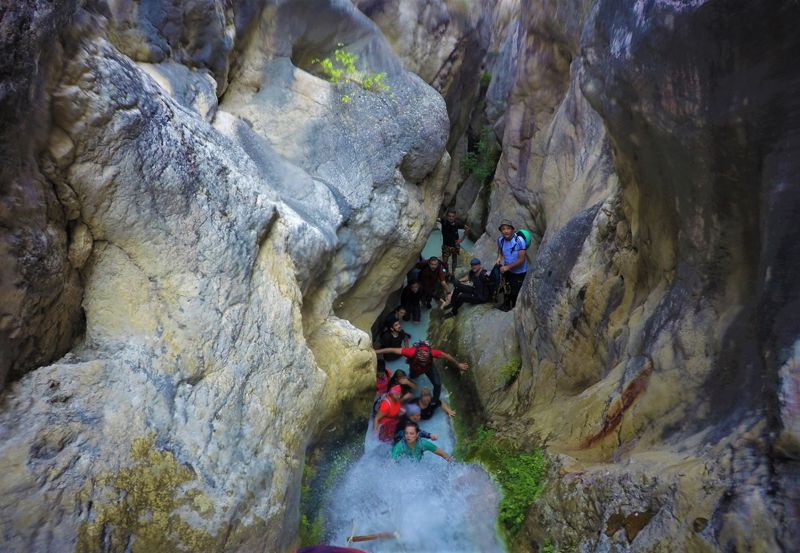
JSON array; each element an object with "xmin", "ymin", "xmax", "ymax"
[{"xmin": 495, "ymin": 220, "xmax": 527, "ymax": 311}]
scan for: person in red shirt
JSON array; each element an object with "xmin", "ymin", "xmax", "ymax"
[
  {"xmin": 373, "ymin": 385, "xmax": 405, "ymax": 442},
  {"xmin": 374, "ymin": 342, "xmax": 468, "ymax": 403}
]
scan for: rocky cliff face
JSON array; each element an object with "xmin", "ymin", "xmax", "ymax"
[
  {"xmin": 370, "ymin": 0, "xmax": 799, "ymax": 551},
  {"xmin": 0, "ymin": 1, "xmax": 448, "ymax": 551}
]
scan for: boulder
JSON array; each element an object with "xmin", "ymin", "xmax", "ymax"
[{"xmin": 0, "ymin": 2, "xmax": 449, "ymax": 551}]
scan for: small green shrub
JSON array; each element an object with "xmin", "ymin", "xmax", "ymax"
[
  {"xmin": 299, "ymin": 514, "xmax": 324, "ymax": 546},
  {"xmin": 498, "ymin": 357, "xmax": 521, "ymax": 383},
  {"xmin": 314, "ymin": 44, "xmax": 391, "ymax": 101},
  {"xmin": 458, "ymin": 427, "xmax": 547, "ymax": 536},
  {"xmin": 461, "ymin": 125, "xmax": 499, "ymax": 181},
  {"xmin": 481, "ymin": 71, "xmax": 492, "ymax": 86}
]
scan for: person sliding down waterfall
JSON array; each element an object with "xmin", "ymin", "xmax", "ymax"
[
  {"xmin": 391, "ymin": 421, "xmax": 453, "ymax": 462},
  {"xmin": 442, "ymin": 258, "xmax": 491, "ymax": 319},
  {"xmin": 495, "ymin": 219, "xmax": 528, "ymax": 311},
  {"xmin": 373, "ymin": 385, "xmax": 405, "ymax": 443},
  {"xmin": 374, "ymin": 341, "xmax": 468, "ymax": 403}
]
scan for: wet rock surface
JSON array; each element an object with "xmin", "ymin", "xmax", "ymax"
[{"xmin": 423, "ymin": 0, "xmax": 800, "ymax": 551}]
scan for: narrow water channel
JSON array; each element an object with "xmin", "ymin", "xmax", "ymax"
[{"xmin": 319, "ymin": 228, "xmax": 506, "ymax": 552}]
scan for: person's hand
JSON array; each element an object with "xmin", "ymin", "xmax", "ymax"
[
  {"xmin": 499, "ymin": 265, "xmax": 508, "ymax": 273},
  {"xmin": 457, "ymin": 362, "xmax": 469, "ymax": 371},
  {"xmin": 455, "ymin": 238, "xmax": 462, "ymax": 246},
  {"xmin": 430, "ymin": 433, "xmax": 439, "ymax": 440},
  {"xmin": 445, "ymin": 409, "xmax": 456, "ymax": 418}
]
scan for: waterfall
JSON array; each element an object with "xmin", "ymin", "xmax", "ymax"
[{"xmin": 319, "ymin": 229, "xmax": 506, "ymax": 552}]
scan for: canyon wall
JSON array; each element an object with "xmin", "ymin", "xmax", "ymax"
[
  {"xmin": 0, "ymin": 1, "xmax": 448, "ymax": 551},
  {"xmin": 361, "ymin": 0, "xmax": 799, "ymax": 551}
]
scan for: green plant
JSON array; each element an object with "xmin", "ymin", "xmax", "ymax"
[
  {"xmin": 498, "ymin": 356, "xmax": 521, "ymax": 383},
  {"xmin": 458, "ymin": 427, "xmax": 547, "ymax": 536},
  {"xmin": 481, "ymin": 71, "xmax": 492, "ymax": 86},
  {"xmin": 299, "ymin": 464, "xmax": 324, "ymax": 545},
  {"xmin": 461, "ymin": 125, "xmax": 499, "ymax": 181},
  {"xmin": 314, "ymin": 44, "xmax": 391, "ymax": 101}
]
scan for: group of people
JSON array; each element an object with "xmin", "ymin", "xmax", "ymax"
[{"xmin": 371, "ymin": 211, "xmax": 531, "ymax": 462}]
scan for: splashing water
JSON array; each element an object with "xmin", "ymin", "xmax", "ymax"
[{"xmin": 319, "ymin": 229, "xmax": 506, "ymax": 552}]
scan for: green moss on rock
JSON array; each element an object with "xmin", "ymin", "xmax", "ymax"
[
  {"xmin": 458, "ymin": 427, "xmax": 547, "ymax": 538},
  {"xmin": 77, "ymin": 435, "xmax": 217, "ymax": 553}
]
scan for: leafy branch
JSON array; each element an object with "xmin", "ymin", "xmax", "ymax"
[{"xmin": 314, "ymin": 44, "xmax": 391, "ymax": 103}]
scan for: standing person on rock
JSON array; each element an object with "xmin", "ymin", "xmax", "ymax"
[
  {"xmin": 495, "ymin": 220, "xmax": 528, "ymax": 311},
  {"xmin": 414, "ymin": 256, "xmax": 449, "ymax": 309},
  {"xmin": 440, "ymin": 209, "xmax": 469, "ymax": 281},
  {"xmin": 400, "ymin": 280, "xmax": 423, "ymax": 323},
  {"xmin": 442, "ymin": 258, "xmax": 491, "ymax": 319},
  {"xmin": 374, "ymin": 341, "xmax": 468, "ymax": 403}
]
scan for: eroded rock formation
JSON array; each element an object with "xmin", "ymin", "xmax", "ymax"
[
  {"xmin": 404, "ymin": 0, "xmax": 800, "ymax": 551},
  {"xmin": 0, "ymin": 1, "xmax": 447, "ymax": 551}
]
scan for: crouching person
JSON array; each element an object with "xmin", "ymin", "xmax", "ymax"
[{"xmin": 443, "ymin": 258, "xmax": 491, "ymax": 319}]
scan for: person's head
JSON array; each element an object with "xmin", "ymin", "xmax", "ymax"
[
  {"xmin": 391, "ymin": 369, "xmax": 407, "ymax": 383},
  {"xmin": 498, "ymin": 220, "xmax": 515, "ymax": 239},
  {"xmin": 389, "ymin": 385, "xmax": 402, "ymax": 399},
  {"xmin": 418, "ymin": 387, "xmax": 432, "ymax": 408},
  {"xmin": 404, "ymin": 402, "xmax": 422, "ymax": 422},
  {"xmin": 470, "ymin": 258, "xmax": 482, "ymax": 273},
  {"xmin": 409, "ymin": 279, "xmax": 420, "ymax": 292},
  {"xmin": 446, "ymin": 209, "xmax": 456, "ymax": 223},
  {"xmin": 391, "ymin": 320, "xmax": 402, "ymax": 333},
  {"xmin": 414, "ymin": 342, "xmax": 432, "ymax": 365},
  {"xmin": 403, "ymin": 421, "xmax": 420, "ymax": 445},
  {"xmin": 394, "ymin": 305, "xmax": 407, "ymax": 318},
  {"xmin": 427, "ymin": 256, "xmax": 440, "ymax": 270}
]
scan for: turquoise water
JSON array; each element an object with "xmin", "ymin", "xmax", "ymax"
[{"xmin": 320, "ymin": 228, "xmax": 504, "ymax": 553}]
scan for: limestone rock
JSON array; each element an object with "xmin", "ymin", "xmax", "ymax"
[
  {"xmin": 0, "ymin": 2, "xmax": 449, "ymax": 552},
  {"xmin": 431, "ymin": 1, "xmax": 800, "ymax": 551}
]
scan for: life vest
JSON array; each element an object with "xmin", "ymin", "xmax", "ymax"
[
  {"xmin": 406, "ymin": 342, "xmax": 433, "ymax": 377},
  {"xmin": 374, "ymin": 394, "xmax": 401, "ymax": 422}
]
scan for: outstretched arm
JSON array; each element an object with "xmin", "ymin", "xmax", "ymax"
[
  {"xmin": 373, "ymin": 412, "xmax": 385, "ymax": 435},
  {"xmin": 439, "ymin": 352, "xmax": 469, "ymax": 371},
  {"xmin": 375, "ymin": 347, "xmax": 403, "ymax": 355},
  {"xmin": 433, "ymin": 448, "xmax": 453, "ymax": 462}
]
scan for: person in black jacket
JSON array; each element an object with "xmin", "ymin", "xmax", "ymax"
[
  {"xmin": 400, "ymin": 280, "xmax": 423, "ymax": 322},
  {"xmin": 443, "ymin": 258, "xmax": 490, "ymax": 319},
  {"xmin": 379, "ymin": 320, "xmax": 411, "ymax": 360}
]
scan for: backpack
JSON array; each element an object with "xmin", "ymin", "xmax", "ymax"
[
  {"xmin": 406, "ymin": 341, "xmax": 433, "ymax": 377},
  {"xmin": 497, "ymin": 230, "xmax": 532, "ymax": 252}
]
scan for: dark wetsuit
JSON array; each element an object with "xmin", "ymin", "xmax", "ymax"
[
  {"xmin": 449, "ymin": 269, "xmax": 490, "ymax": 314},
  {"xmin": 412, "ymin": 396, "xmax": 444, "ymax": 420},
  {"xmin": 401, "ymin": 285, "xmax": 423, "ymax": 322},
  {"xmin": 379, "ymin": 329, "xmax": 410, "ymax": 360}
]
